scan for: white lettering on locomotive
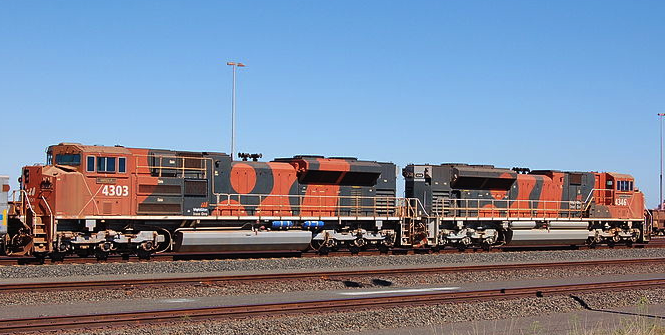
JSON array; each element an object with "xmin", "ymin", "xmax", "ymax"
[{"xmin": 100, "ymin": 185, "xmax": 129, "ymax": 197}]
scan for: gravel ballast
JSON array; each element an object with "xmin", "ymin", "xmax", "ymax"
[
  {"xmin": 1, "ymin": 262, "xmax": 665, "ymax": 307},
  {"xmin": 55, "ymin": 288, "xmax": 665, "ymax": 335},
  {"xmin": 3, "ymin": 248, "xmax": 665, "ymax": 280},
  {"xmin": 2, "ymin": 248, "xmax": 665, "ymax": 334}
]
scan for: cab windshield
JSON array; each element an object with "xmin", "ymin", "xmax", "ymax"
[{"xmin": 55, "ymin": 154, "xmax": 81, "ymax": 166}]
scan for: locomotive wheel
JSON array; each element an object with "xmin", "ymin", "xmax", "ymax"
[
  {"xmin": 348, "ymin": 245, "xmax": 360, "ymax": 255},
  {"xmin": 34, "ymin": 253, "xmax": 46, "ymax": 265},
  {"xmin": 50, "ymin": 252, "xmax": 66, "ymax": 262},
  {"xmin": 137, "ymin": 249, "xmax": 152, "ymax": 260},
  {"xmin": 378, "ymin": 244, "xmax": 390, "ymax": 254},
  {"xmin": 317, "ymin": 246, "xmax": 330, "ymax": 256},
  {"xmin": 95, "ymin": 250, "xmax": 109, "ymax": 261}
]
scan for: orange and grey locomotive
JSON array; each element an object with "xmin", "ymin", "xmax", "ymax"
[
  {"xmin": 3, "ymin": 143, "xmax": 399, "ymax": 260},
  {"xmin": 403, "ymin": 164, "xmax": 647, "ymax": 250},
  {"xmin": 1, "ymin": 143, "xmax": 649, "ymax": 260}
]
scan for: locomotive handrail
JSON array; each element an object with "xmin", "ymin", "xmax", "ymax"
[
  {"xmin": 408, "ymin": 197, "xmax": 429, "ymax": 217},
  {"xmin": 584, "ymin": 188, "xmax": 640, "ymax": 218},
  {"xmin": 212, "ymin": 193, "xmax": 414, "ymax": 218},
  {"xmin": 431, "ymin": 197, "xmax": 586, "ymax": 219},
  {"xmin": 430, "ymin": 188, "xmax": 642, "ymax": 220},
  {"xmin": 134, "ymin": 154, "xmax": 211, "ymax": 179},
  {"xmin": 586, "ymin": 188, "xmax": 619, "ymax": 206},
  {"xmin": 11, "ymin": 190, "xmax": 36, "ymax": 217},
  {"xmin": 9, "ymin": 190, "xmax": 36, "ymax": 231},
  {"xmin": 40, "ymin": 195, "xmax": 55, "ymax": 244}
]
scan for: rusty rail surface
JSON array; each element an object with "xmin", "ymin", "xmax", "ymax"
[
  {"xmin": 1, "ymin": 258, "xmax": 665, "ymax": 292},
  {"xmin": 1, "ymin": 277, "xmax": 665, "ymax": 333}
]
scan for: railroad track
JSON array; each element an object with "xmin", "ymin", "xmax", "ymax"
[
  {"xmin": 1, "ymin": 257, "xmax": 664, "ymax": 292},
  {"xmin": 0, "ymin": 240, "xmax": 659, "ymax": 266},
  {"xmin": 1, "ymin": 277, "xmax": 664, "ymax": 333}
]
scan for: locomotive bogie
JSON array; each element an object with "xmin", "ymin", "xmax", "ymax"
[
  {"xmin": 311, "ymin": 228, "xmax": 396, "ymax": 250},
  {"xmin": 51, "ymin": 229, "xmax": 164, "ymax": 258}
]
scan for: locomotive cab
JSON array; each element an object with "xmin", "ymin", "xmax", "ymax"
[
  {"xmin": 592, "ymin": 172, "xmax": 644, "ymax": 220},
  {"xmin": 6, "ymin": 143, "xmax": 164, "ymax": 260}
]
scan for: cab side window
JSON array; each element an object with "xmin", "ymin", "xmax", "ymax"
[
  {"xmin": 86, "ymin": 157, "xmax": 95, "ymax": 172},
  {"xmin": 97, "ymin": 157, "xmax": 117, "ymax": 173},
  {"xmin": 118, "ymin": 157, "xmax": 126, "ymax": 173},
  {"xmin": 616, "ymin": 180, "xmax": 633, "ymax": 192}
]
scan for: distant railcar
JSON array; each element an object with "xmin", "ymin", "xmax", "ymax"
[
  {"xmin": 649, "ymin": 208, "xmax": 664, "ymax": 235},
  {"xmin": 0, "ymin": 176, "xmax": 8, "ymax": 242}
]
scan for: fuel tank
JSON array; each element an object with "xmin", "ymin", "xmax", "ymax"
[
  {"xmin": 173, "ymin": 229, "xmax": 313, "ymax": 252},
  {"xmin": 506, "ymin": 228, "xmax": 589, "ymax": 246}
]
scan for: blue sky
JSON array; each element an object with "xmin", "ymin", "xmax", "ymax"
[{"xmin": 1, "ymin": 1, "xmax": 664, "ymax": 206}]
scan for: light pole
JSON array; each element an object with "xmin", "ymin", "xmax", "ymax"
[
  {"xmin": 227, "ymin": 61, "xmax": 246, "ymax": 160},
  {"xmin": 658, "ymin": 113, "xmax": 665, "ymax": 209}
]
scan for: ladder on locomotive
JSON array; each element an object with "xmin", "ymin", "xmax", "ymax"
[{"xmin": 8, "ymin": 190, "xmax": 53, "ymax": 255}]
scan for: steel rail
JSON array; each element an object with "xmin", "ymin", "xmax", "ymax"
[
  {"xmin": 2, "ymin": 257, "xmax": 665, "ymax": 292},
  {"xmin": 0, "ymin": 240, "xmax": 662, "ymax": 266},
  {"xmin": 1, "ymin": 277, "xmax": 664, "ymax": 333}
]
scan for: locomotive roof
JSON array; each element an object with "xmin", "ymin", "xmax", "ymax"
[
  {"xmin": 450, "ymin": 164, "xmax": 514, "ymax": 173},
  {"xmin": 51, "ymin": 143, "xmax": 228, "ymax": 156},
  {"xmin": 607, "ymin": 172, "xmax": 634, "ymax": 179},
  {"xmin": 52, "ymin": 143, "xmax": 131, "ymax": 155}
]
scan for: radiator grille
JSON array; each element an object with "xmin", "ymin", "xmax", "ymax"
[
  {"xmin": 184, "ymin": 180, "xmax": 207, "ymax": 196},
  {"xmin": 138, "ymin": 184, "xmax": 181, "ymax": 195},
  {"xmin": 137, "ymin": 203, "xmax": 181, "ymax": 214},
  {"xmin": 375, "ymin": 189, "xmax": 395, "ymax": 216}
]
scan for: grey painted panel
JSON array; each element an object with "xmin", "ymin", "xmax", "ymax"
[
  {"xmin": 508, "ymin": 229, "xmax": 589, "ymax": 245},
  {"xmin": 548, "ymin": 222, "xmax": 588, "ymax": 229},
  {"xmin": 174, "ymin": 230, "xmax": 312, "ymax": 252}
]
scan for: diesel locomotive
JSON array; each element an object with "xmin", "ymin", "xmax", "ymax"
[{"xmin": 0, "ymin": 143, "xmax": 649, "ymax": 260}]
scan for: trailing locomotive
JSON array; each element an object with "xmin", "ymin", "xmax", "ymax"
[
  {"xmin": 0, "ymin": 143, "xmax": 649, "ymax": 260},
  {"xmin": 403, "ymin": 164, "xmax": 647, "ymax": 250}
]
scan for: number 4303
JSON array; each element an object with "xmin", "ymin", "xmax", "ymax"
[{"xmin": 101, "ymin": 185, "xmax": 129, "ymax": 197}]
